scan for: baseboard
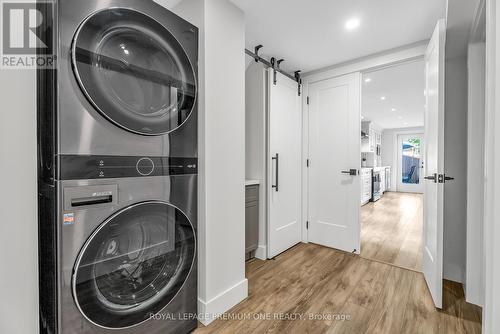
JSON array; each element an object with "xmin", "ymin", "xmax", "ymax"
[
  {"xmin": 255, "ymin": 245, "xmax": 267, "ymax": 260},
  {"xmin": 444, "ymin": 262, "xmax": 464, "ymax": 284},
  {"xmin": 197, "ymin": 278, "xmax": 248, "ymax": 326}
]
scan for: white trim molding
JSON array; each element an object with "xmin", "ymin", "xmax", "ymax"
[
  {"xmin": 470, "ymin": 0, "xmax": 487, "ymax": 43},
  {"xmin": 303, "ymin": 40, "xmax": 428, "ymax": 81},
  {"xmin": 255, "ymin": 245, "xmax": 267, "ymax": 260},
  {"xmin": 197, "ymin": 279, "xmax": 248, "ymax": 326},
  {"xmin": 483, "ymin": 0, "xmax": 500, "ymax": 332}
]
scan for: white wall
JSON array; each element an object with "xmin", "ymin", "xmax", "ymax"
[
  {"xmin": 466, "ymin": 42, "xmax": 485, "ymax": 306},
  {"xmin": 0, "ymin": 71, "xmax": 38, "ymax": 333},
  {"xmin": 171, "ymin": 0, "xmax": 248, "ymax": 325},
  {"xmin": 443, "ymin": 56, "xmax": 468, "ymax": 284},
  {"xmin": 0, "ymin": 1, "xmax": 246, "ymax": 332},
  {"xmin": 245, "ymin": 61, "xmax": 268, "ymax": 259},
  {"xmin": 381, "ymin": 126, "xmax": 425, "ymax": 190},
  {"xmin": 202, "ymin": 0, "xmax": 247, "ymax": 322}
]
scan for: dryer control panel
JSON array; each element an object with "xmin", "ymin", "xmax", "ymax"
[{"xmin": 58, "ymin": 155, "xmax": 198, "ymax": 180}]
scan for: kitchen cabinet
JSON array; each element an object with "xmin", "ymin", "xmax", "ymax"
[
  {"xmin": 376, "ymin": 132, "xmax": 382, "ymax": 146},
  {"xmin": 361, "ymin": 121, "xmax": 382, "ymax": 154},
  {"xmin": 370, "ymin": 129, "xmax": 376, "ymax": 152},
  {"xmin": 360, "ymin": 168, "xmax": 372, "ymax": 205},
  {"xmin": 245, "ymin": 184, "xmax": 259, "ymax": 259}
]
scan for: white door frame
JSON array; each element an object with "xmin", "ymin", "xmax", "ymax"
[
  {"xmin": 397, "ymin": 133, "xmax": 425, "ymax": 193},
  {"xmin": 483, "ymin": 0, "xmax": 500, "ymax": 332},
  {"xmin": 466, "ymin": 0, "xmax": 487, "ymax": 309},
  {"xmin": 302, "ymin": 44, "xmax": 427, "ymax": 244}
]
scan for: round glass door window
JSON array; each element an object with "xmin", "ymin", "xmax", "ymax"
[
  {"xmin": 72, "ymin": 202, "xmax": 196, "ymax": 329},
  {"xmin": 72, "ymin": 8, "xmax": 197, "ymax": 136}
]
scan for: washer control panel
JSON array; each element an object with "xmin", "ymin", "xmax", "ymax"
[
  {"xmin": 136, "ymin": 157, "xmax": 155, "ymax": 176},
  {"xmin": 59, "ymin": 155, "xmax": 198, "ymax": 180}
]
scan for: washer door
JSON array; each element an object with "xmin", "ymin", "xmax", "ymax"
[
  {"xmin": 72, "ymin": 8, "xmax": 196, "ymax": 136},
  {"xmin": 73, "ymin": 202, "xmax": 196, "ymax": 329}
]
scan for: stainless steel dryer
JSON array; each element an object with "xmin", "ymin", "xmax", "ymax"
[
  {"xmin": 36, "ymin": 1, "xmax": 199, "ymax": 333},
  {"xmin": 39, "ymin": 157, "xmax": 198, "ymax": 334},
  {"xmin": 41, "ymin": 0, "xmax": 198, "ymax": 158}
]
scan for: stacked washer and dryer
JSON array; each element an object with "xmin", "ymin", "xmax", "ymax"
[{"xmin": 37, "ymin": 1, "xmax": 198, "ymax": 333}]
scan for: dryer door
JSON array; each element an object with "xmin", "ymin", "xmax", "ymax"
[
  {"xmin": 72, "ymin": 201, "xmax": 196, "ymax": 329},
  {"xmin": 72, "ymin": 8, "xmax": 197, "ymax": 136}
]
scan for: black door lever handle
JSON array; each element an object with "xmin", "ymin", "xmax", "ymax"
[
  {"xmin": 439, "ymin": 174, "xmax": 455, "ymax": 183},
  {"xmin": 341, "ymin": 169, "xmax": 358, "ymax": 176},
  {"xmin": 424, "ymin": 173, "xmax": 438, "ymax": 182},
  {"xmin": 426, "ymin": 173, "xmax": 455, "ymax": 183}
]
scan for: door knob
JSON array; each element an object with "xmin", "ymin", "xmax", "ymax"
[
  {"xmin": 341, "ymin": 169, "xmax": 358, "ymax": 176},
  {"xmin": 425, "ymin": 173, "xmax": 455, "ymax": 183}
]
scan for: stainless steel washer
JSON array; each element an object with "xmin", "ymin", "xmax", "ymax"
[{"xmin": 39, "ymin": 157, "xmax": 198, "ymax": 334}]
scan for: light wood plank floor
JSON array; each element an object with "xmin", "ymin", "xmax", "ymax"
[
  {"xmin": 195, "ymin": 243, "xmax": 482, "ymax": 334},
  {"xmin": 361, "ymin": 192, "xmax": 423, "ymax": 272}
]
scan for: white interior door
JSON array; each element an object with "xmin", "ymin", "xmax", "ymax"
[
  {"xmin": 397, "ymin": 133, "xmax": 424, "ymax": 193},
  {"xmin": 308, "ymin": 73, "xmax": 361, "ymax": 253},
  {"xmin": 267, "ymin": 71, "xmax": 302, "ymax": 258},
  {"xmin": 422, "ymin": 19, "xmax": 446, "ymax": 309}
]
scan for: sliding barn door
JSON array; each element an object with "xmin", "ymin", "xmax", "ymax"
[
  {"xmin": 307, "ymin": 73, "xmax": 361, "ymax": 253},
  {"xmin": 267, "ymin": 71, "xmax": 302, "ymax": 258}
]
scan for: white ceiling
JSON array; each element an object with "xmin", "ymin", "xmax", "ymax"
[
  {"xmin": 362, "ymin": 60, "xmax": 425, "ymax": 130},
  {"xmin": 231, "ymin": 0, "xmax": 446, "ymax": 73}
]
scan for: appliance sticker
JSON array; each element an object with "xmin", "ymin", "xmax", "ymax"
[{"xmin": 63, "ymin": 213, "xmax": 75, "ymax": 225}]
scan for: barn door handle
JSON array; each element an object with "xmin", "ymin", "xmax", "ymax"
[{"xmin": 272, "ymin": 154, "xmax": 279, "ymax": 191}]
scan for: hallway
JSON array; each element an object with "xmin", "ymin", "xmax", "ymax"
[
  {"xmin": 361, "ymin": 192, "xmax": 423, "ymax": 271},
  {"xmin": 195, "ymin": 243, "xmax": 482, "ymax": 334}
]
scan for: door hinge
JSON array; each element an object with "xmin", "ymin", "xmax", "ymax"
[
  {"xmin": 306, "ymin": 159, "xmax": 310, "ymax": 167},
  {"xmin": 306, "ymin": 96, "xmax": 310, "ymax": 105},
  {"xmin": 306, "ymin": 221, "xmax": 309, "ymax": 229}
]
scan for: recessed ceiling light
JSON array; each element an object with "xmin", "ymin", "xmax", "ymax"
[
  {"xmin": 364, "ymin": 78, "xmax": 372, "ymax": 83},
  {"xmin": 361, "ymin": 115, "xmax": 365, "ymax": 120},
  {"xmin": 391, "ymin": 108, "xmax": 396, "ymax": 112},
  {"xmin": 380, "ymin": 96, "xmax": 386, "ymax": 101},
  {"xmin": 345, "ymin": 18, "xmax": 361, "ymax": 31}
]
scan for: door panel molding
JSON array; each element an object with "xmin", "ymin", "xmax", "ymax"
[
  {"xmin": 267, "ymin": 71, "xmax": 303, "ymax": 258},
  {"xmin": 306, "ymin": 72, "xmax": 361, "ymax": 254},
  {"xmin": 422, "ymin": 19, "xmax": 446, "ymax": 309}
]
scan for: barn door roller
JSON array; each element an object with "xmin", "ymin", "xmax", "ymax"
[{"xmin": 245, "ymin": 44, "xmax": 302, "ymax": 95}]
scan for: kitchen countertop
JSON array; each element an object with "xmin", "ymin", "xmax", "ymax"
[{"xmin": 245, "ymin": 180, "xmax": 260, "ymax": 186}]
